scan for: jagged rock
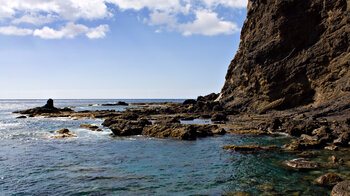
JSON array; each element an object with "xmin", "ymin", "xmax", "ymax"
[
  {"xmin": 315, "ymin": 173, "xmax": 342, "ymax": 187},
  {"xmin": 142, "ymin": 124, "xmax": 197, "ymax": 140},
  {"xmin": 211, "ymin": 113, "xmax": 228, "ymax": 122},
  {"xmin": 154, "ymin": 117, "xmax": 180, "ymax": 125},
  {"xmin": 44, "ymin": 99, "xmax": 54, "ymax": 108},
  {"xmin": 334, "ymin": 132, "xmax": 350, "ymax": 146},
  {"xmin": 283, "ymin": 137, "xmax": 329, "ymax": 150},
  {"xmin": 183, "ymin": 99, "xmax": 197, "ymax": 105},
  {"xmin": 142, "ymin": 124, "xmax": 222, "ymax": 140},
  {"xmin": 107, "ymin": 119, "xmax": 151, "ymax": 136},
  {"xmin": 212, "ymin": 128, "xmax": 226, "ymax": 135},
  {"xmin": 285, "ymin": 158, "xmax": 319, "ymax": 169},
  {"xmin": 325, "ymin": 145, "xmax": 339, "ymax": 151},
  {"xmin": 218, "ymin": 0, "xmax": 350, "ymax": 115},
  {"xmin": 80, "ymin": 124, "xmax": 102, "ymax": 131},
  {"xmin": 16, "ymin": 116, "xmax": 27, "ymax": 119},
  {"xmin": 56, "ymin": 128, "xmax": 70, "ymax": 134},
  {"xmin": 330, "ymin": 156, "xmax": 344, "ymax": 164},
  {"xmin": 331, "ymin": 181, "xmax": 350, "ymax": 196},
  {"xmin": 14, "ymin": 99, "xmax": 73, "ymax": 116}
]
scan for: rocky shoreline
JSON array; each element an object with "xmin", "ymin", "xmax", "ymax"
[
  {"xmin": 13, "ymin": 98, "xmax": 350, "ymax": 194},
  {"xmin": 13, "ymin": 0, "xmax": 350, "ymax": 194}
]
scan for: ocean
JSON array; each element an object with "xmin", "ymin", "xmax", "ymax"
[{"xmin": 0, "ymin": 99, "xmax": 340, "ymax": 195}]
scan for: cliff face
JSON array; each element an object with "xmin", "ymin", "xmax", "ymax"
[{"xmin": 220, "ymin": 0, "xmax": 350, "ymax": 113}]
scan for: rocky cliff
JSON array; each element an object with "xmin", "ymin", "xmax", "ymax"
[{"xmin": 220, "ymin": 0, "xmax": 350, "ymax": 114}]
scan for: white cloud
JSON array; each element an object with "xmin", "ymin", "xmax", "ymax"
[
  {"xmin": 201, "ymin": 0, "xmax": 248, "ymax": 8},
  {"xmin": 33, "ymin": 22, "xmax": 109, "ymax": 39},
  {"xmin": 12, "ymin": 14, "xmax": 55, "ymax": 25},
  {"xmin": 148, "ymin": 11, "xmax": 177, "ymax": 28},
  {"xmin": 34, "ymin": 22, "xmax": 89, "ymax": 39},
  {"xmin": 0, "ymin": 0, "xmax": 247, "ymax": 39},
  {"xmin": 86, "ymin": 24, "xmax": 109, "ymax": 39},
  {"xmin": 0, "ymin": 26, "xmax": 33, "ymax": 36},
  {"xmin": 179, "ymin": 10, "xmax": 239, "ymax": 36}
]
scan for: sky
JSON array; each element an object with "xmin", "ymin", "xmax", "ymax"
[{"xmin": 0, "ymin": 0, "xmax": 247, "ymax": 99}]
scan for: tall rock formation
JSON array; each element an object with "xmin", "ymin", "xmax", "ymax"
[{"xmin": 220, "ymin": 0, "xmax": 350, "ymax": 113}]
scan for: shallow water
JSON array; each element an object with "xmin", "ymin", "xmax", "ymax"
[{"xmin": 0, "ymin": 99, "xmax": 344, "ymax": 195}]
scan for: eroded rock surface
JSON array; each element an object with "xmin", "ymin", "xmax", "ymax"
[{"xmin": 219, "ymin": 0, "xmax": 350, "ymax": 115}]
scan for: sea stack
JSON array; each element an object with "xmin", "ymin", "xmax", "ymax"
[
  {"xmin": 44, "ymin": 98, "xmax": 54, "ymax": 108},
  {"xmin": 219, "ymin": 0, "xmax": 350, "ymax": 113}
]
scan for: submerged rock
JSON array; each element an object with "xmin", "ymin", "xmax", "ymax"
[
  {"xmin": 229, "ymin": 129, "xmax": 267, "ymax": 135},
  {"xmin": 222, "ymin": 145, "xmax": 279, "ymax": 152},
  {"xmin": 285, "ymin": 158, "xmax": 319, "ymax": 170},
  {"xmin": 51, "ymin": 128, "xmax": 77, "ymax": 138},
  {"xmin": 80, "ymin": 124, "xmax": 103, "ymax": 131},
  {"xmin": 331, "ymin": 181, "xmax": 350, "ymax": 196},
  {"xmin": 315, "ymin": 173, "xmax": 342, "ymax": 187}
]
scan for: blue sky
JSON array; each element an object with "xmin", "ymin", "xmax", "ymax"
[{"xmin": 0, "ymin": 0, "xmax": 247, "ymax": 99}]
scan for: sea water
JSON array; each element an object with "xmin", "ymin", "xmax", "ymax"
[{"xmin": 0, "ymin": 99, "xmax": 341, "ymax": 195}]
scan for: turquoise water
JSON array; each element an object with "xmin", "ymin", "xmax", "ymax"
[{"xmin": 0, "ymin": 100, "xmax": 337, "ymax": 195}]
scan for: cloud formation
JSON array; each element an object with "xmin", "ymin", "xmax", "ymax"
[{"xmin": 0, "ymin": 0, "xmax": 247, "ymax": 39}]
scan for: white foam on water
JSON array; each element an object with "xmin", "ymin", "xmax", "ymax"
[{"xmin": 0, "ymin": 122, "xmax": 21, "ymax": 129}]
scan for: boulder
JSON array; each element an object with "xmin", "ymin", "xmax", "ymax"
[
  {"xmin": 108, "ymin": 119, "xmax": 151, "ymax": 136},
  {"xmin": 285, "ymin": 158, "xmax": 319, "ymax": 169},
  {"xmin": 56, "ymin": 128, "xmax": 71, "ymax": 134},
  {"xmin": 51, "ymin": 128, "xmax": 77, "ymax": 138},
  {"xmin": 212, "ymin": 128, "xmax": 226, "ymax": 135},
  {"xmin": 315, "ymin": 173, "xmax": 342, "ymax": 187},
  {"xmin": 183, "ymin": 99, "xmax": 197, "ymax": 105},
  {"xmin": 331, "ymin": 181, "xmax": 350, "ymax": 196},
  {"xmin": 211, "ymin": 113, "xmax": 228, "ymax": 122},
  {"xmin": 80, "ymin": 124, "xmax": 102, "ymax": 131}
]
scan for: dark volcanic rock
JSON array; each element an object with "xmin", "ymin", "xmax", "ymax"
[
  {"xmin": 218, "ymin": 0, "xmax": 350, "ymax": 113},
  {"xmin": 44, "ymin": 99, "xmax": 54, "ymax": 108},
  {"xmin": 14, "ymin": 99, "xmax": 73, "ymax": 116},
  {"xmin": 211, "ymin": 113, "xmax": 228, "ymax": 122},
  {"xmin": 101, "ymin": 101, "xmax": 128, "ymax": 106},
  {"xmin": 183, "ymin": 99, "xmax": 197, "ymax": 105}
]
